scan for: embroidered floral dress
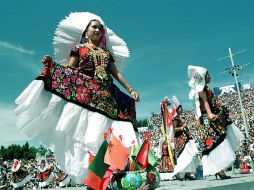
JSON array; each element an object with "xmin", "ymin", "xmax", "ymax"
[
  {"xmin": 194, "ymin": 85, "xmax": 232, "ymax": 155},
  {"xmin": 173, "ymin": 116, "xmax": 192, "ymax": 159},
  {"xmin": 39, "ymin": 43, "xmax": 136, "ymax": 125},
  {"xmin": 15, "ymin": 43, "xmax": 139, "ymax": 184}
]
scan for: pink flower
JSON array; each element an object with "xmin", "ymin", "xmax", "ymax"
[
  {"xmin": 209, "ymin": 128, "xmax": 214, "ymax": 133},
  {"xmin": 76, "ymin": 78, "xmax": 84, "ymax": 86},
  {"xmin": 63, "ymin": 78, "xmax": 70, "ymax": 86},
  {"xmin": 52, "ymin": 81, "xmax": 59, "ymax": 89},
  {"xmin": 54, "ymin": 69, "xmax": 61, "ymax": 77},
  {"xmin": 65, "ymin": 68, "xmax": 72, "ymax": 75},
  {"xmin": 63, "ymin": 89, "xmax": 71, "ymax": 99},
  {"xmin": 71, "ymin": 75, "xmax": 77, "ymax": 82},
  {"xmin": 76, "ymin": 87, "xmax": 91, "ymax": 103}
]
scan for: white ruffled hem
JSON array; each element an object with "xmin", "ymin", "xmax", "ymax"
[
  {"xmin": 59, "ymin": 175, "xmax": 71, "ymax": 187},
  {"xmin": 202, "ymin": 123, "xmax": 244, "ymax": 176},
  {"xmin": 11, "ymin": 175, "xmax": 31, "ymax": 188},
  {"xmin": 159, "ymin": 140, "xmax": 199, "ymax": 180},
  {"xmin": 38, "ymin": 172, "xmax": 54, "ymax": 187},
  {"xmin": 15, "ymin": 80, "xmax": 139, "ymax": 184}
]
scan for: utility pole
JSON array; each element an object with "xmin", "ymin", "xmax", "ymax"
[
  {"xmin": 217, "ymin": 48, "xmax": 249, "ymax": 139},
  {"xmin": 218, "ymin": 47, "xmax": 253, "ymax": 174}
]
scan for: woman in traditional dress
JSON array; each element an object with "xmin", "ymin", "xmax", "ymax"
[
  {"xmin": 158, "ymin": 140, "xmax": 174, "ymax": 173},
  {"xmin": 37, "ymin": 159, "xmax": 54, "ymax": 188},
  {"xmin": 167, "ymin": 97, "xmax": 199, "ymax": 180},
  {"xmin": 15, "ymin": 12, "xmax": 140, "ymax": 184},
  {"xmin": 11, "ymin": 159, "xmax": 31, "ymax": 189},
  {"xmin": 188, "ymin": 65, "xmax": 244, "ymax": 179},
  {"xmin": 172, "ymin": 103, "xmax": 198, "ymax": 180}
]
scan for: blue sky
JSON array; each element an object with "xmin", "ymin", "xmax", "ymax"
[{"xmin": 1, "ymin": 0, "xmax": 254, "ymax": 146}]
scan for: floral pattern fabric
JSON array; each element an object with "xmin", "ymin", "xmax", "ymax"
[
  {"xmin": 37, "ymin": 43, "xmax": 136, "ymax": 125},
  {"xmin": 193, "ymin": 85, "xmax": 232, "ymax": 155},
  {"xmin": 173, "ymin": 116, "xmax": 192, "ymax": 159}
]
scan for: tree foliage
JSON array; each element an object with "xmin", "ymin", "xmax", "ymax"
[
  {"xmin": 136, "ymin": 119, "xmax": 148, "ymax": 128},
  {"xmin": 0, "ymin": 142, "xmax": 44, "ymax": 161}
]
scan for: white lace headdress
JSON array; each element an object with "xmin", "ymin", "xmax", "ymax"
[
  {"xmin": 172, "ymin": 95, "xmax": 180, "ymax": 109},
  {"xmin": 53, "ymin": 12, "xmax": 129, "ymax": 71},
  {"xmin": 188, "ymin": 65, "xmax": 207, "ymax": 119}
]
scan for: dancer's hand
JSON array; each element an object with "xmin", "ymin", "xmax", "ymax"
[
  {"xmin": 131, "ymin": 91, "xmax": 140, "ymax": 102},
  {"xmin": 207, "ymin": 113, "xmax": 218, "ymax": 121},
  {"xmin": 41, "ymin": 55, "xmax": 52, "ymax": 65}
]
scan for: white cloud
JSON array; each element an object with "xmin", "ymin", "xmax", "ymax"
[
  {"xmin": 0, "ymin": 102, "xmax": 30, "ymax": 146},
  {"xmin": 0, "ymin": 41, "xmax": 35, "ymax": 55}
]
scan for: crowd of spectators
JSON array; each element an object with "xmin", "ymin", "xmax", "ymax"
[{"xmin": 0, "ymin": 156, "xmax": 79, "ymax": 189}]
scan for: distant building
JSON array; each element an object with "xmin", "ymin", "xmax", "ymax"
[
  {"xmin": 213, "ymin": 83, "xmax": 251, "ymax": 96},
  {"xmin": 213, "ymin": 82, "xmax": 242, "ymax": 96},
  {"xmin": 243, "ymin": 83, "xmax": 251, "ymax": 90}
]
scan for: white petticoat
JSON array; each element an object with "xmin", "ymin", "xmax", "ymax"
[
  {"xmin": 15, "ymin": 80, "xmax": 139, "ymax": 184},
  {"xmin": 160, "ymin": 122, "xmax": 244, "ymax": 180},
  {"xmin": 11, "ymin": 175, "xmax": 31, "ymax": 188},
  {"xmin": 160, "ymin": 140, "xmax": 200, "ymax": 180},
  {"xmin": 202, "ymin": 123, "xmax": 244, "ymax": 176},
  {"xmin": 38, "ymin": 172, "xmax": 54, "ymax": 187}
]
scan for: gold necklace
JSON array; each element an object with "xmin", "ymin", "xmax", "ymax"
[{"xmin": 85, "ymin": 43, "xmax": 108, "ymax": 81}]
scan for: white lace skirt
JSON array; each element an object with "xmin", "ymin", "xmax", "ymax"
[
  {"xmin": 202, "ymin": 123, "xmax": 244, "ymax": 176},
  {"xmin": 15, "ymin": 80, "xmax": 139, "ymax": 184}
]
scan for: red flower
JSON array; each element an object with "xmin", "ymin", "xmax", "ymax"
[
  {"xmin": 79, "ymin": 47, "xmax": 89, "ymax": 57},
  {"xmin": 88, "ymin": 79, "xmax": 100, "ymax": 92},
  {"xmin": 76, "ymin": 77, "xmax": 84, "ymax": 86},
  {"xmin": 180, "ymin": 139, "xmax": 185, "ymax": 145},
  {"xmin": 205, "ymin": 137, "xmax": 213, "ymax": 147},
  {"xmin": 76, "ymin": 87, "xmax": 91, "ymax": 103},
  {"xmin": 118, "ymin": 111, "xmax": 127, "ymax": 119}
]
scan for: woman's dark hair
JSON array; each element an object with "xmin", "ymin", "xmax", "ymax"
[
  {"xmin": 176, "ymin": 105, "xmax": 182, "ymax": 112},
  {"xmin": 82, "ymin": 19, "xmax": 103, "ymax": 37}
]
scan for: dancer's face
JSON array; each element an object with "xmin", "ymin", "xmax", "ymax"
[
  {"xmin": 176, "ymin": 106, "xmax": 183, "ymax": 115},
  {"xmin": 85, "ymin": 20, "xmax": 103, "ymax": 44},
  {"xmin": 205, "ymin": 71, "xmax": 211, "ymax": 84}
]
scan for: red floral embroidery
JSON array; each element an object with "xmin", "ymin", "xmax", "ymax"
[
  {"xmin": 118, "ymin": 111, "xmax": 128, "ymax": 119},
  {"xmin": 205, "ymin": 137, "xmax": 213, "ymax": 147},
  {"xmin": 220, "ymin": 125, "xmax": 225, "ymax": 131},
  {"xmin": 79, "ymin": 47, "xmax": 89, "ymax": 57},
  {"xmin": 76, "ymin": 87, "xmax": 91, "ymax": 103},
  {"xmin": 88, "ymin": 79, "xmax": 100, "ymax": 92},
  {"xmin": 41, "ymin": 49, "xmax": 136, "ymax": 123},
  {"xmin": 76, "ymin": 78, "xmax": 84, "ymax": 86}
]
